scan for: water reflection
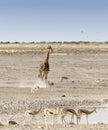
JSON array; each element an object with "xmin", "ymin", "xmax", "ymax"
[{"xmin": 79, "ymin": 108, "xmax": 108, "ymax": 124}]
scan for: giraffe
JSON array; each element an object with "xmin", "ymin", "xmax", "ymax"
[
  {"xmin": 38, "ymin": 46, "xmax": 53, "ymax": 87},
  {"xmin": 78, "ymin": 108, "xmax": 96, "ymax": 124}
]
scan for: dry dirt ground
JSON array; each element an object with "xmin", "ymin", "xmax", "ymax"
[{"xmin": 0, "ymin": 43, "xmax": 108, "ymax": 130}]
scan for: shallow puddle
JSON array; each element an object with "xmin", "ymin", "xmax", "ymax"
[
  {"xmin": 0, "ymin": 107, "xmax": 108, "ymax": 125},
  {"xmin": 79, "ymin": 108, "xmax": 108, "ymax": 124}
]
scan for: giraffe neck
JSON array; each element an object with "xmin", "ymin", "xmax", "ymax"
[{"xmin": 44, "ymin": 51, "xmax": 49, "ymax": 64}]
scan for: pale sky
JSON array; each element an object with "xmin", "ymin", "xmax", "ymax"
[{"xmin": 0, "ymin": 0, "xmax": 108, "ymax": 42}]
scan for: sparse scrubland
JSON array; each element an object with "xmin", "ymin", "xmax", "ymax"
[
  {"xmin": 0, "ymin": 42, "xmax": 108, "ymax": 53},
  {"xmin": 0, "ymin": 43, "xmax": 108, "ymax": 130}
]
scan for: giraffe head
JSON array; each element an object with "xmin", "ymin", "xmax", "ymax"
[{"xmin": 47, "ymin": 45, "xmax": 53, "ymax": 52}]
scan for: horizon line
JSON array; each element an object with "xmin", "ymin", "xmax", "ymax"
[{"xmin": 0, "ymin": 41, "xmax": 108, "ymax": 43}]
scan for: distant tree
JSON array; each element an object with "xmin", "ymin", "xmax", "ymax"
[
  {"xmin": 14, "ymin": 41, "xmax": 19, "ymax": 44},
  {"xmin": 58, "ymin": 41, "xmax": 62, "ymax": 43},
  {"xmin": 40, "ymin": 41, "xmax": 46, "ymax": 43},
  {"xmin": 52, "ymin": 41, "xmax": 56, "ymax": 43},
  {"xmin": 30, "ymin": 42, "xmax": 35, "ymax": 44}
]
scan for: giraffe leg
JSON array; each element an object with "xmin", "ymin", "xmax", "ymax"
[
  {"xmin": 45, "ymin": 79, "xmax": 47, "ymax": 88},
  {"xmin": 45, "ymin": 74, "xmax": 48, "ymax": 88},
  {"xmin": 38, "ymin": 70, "xmax": 43, "ymax": 80}
]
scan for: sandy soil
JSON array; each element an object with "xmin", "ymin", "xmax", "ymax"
[{"xmin": 0, "ymin": 43, "xmax": 108, "ymax": 129}]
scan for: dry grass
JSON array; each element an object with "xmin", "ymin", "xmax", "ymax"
[{"xmin": 0, "ymin": 43, "xmax": 108, "ymax": 53}]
